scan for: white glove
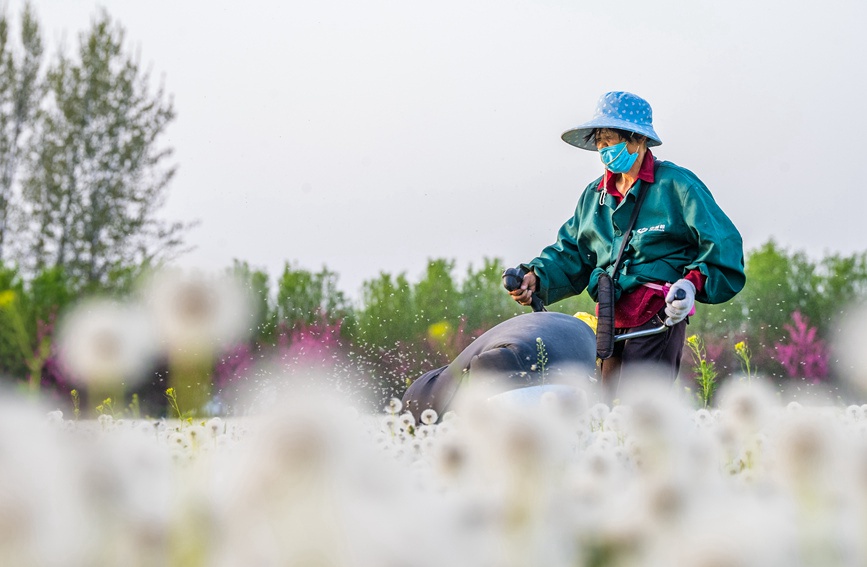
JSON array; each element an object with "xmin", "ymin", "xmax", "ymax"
[{"xmin": 664, "ymin": 279, "xmax": 696, "ymax": 326}]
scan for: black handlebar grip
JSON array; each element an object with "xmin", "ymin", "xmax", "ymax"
[
  {"xmin": 502, "ymin": 267, "xmax": 524, "ymax": 292},
  {"xmin": 502, "ymin": 267, "xmax": 545, "ymax": 312},
  {"xmin": 673, "ymin": 288, "xmax": 686, "ymax": 301}
]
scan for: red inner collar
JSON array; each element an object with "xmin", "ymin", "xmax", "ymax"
[{"xmin": 597, "ymin": 149, "xmax": 655, "ymax": 203}]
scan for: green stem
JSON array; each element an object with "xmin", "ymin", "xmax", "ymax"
[{"xmin": 168, "ymin": 353, "xmax": 214, "ymax": 418}]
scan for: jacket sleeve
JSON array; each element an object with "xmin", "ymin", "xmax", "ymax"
[
  {"xmin": 523, "ymin": 203, "xmax": 595, "ymax": 306},
  {"xmin": 679, "ymin": 179, "xmax": 746, "ymax": 304}
]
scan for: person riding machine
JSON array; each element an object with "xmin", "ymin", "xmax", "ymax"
[{"xmin": 400, "ymin": 267, "xmax": 684, "ymax": 420}]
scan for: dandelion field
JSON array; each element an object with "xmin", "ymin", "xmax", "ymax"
[
  {"xmin": 6, "ymin": 267, "xmax": 867, "ymax": 566},
  {"xmin": 7, "ymin": 377, "xmax": 867, "ymax": 567}
]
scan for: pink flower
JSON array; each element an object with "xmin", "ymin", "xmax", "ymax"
[{"xmin": 773, "ymin": 311, "xmax": 829, "ymax": 382}]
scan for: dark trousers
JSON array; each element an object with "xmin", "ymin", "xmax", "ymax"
[{"xmin": 599, "ymin": 309, "xmax": 688, "ymax": 400}]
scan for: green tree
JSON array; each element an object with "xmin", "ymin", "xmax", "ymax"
[
  {"xmin": 21, "ymin": 10, "xmax": 187, "ymax": 292},
  {"xmin": 814, "ymin": 251, "xmax": 867, "ymax": 333},
  {"xmin": 413, "ymin": 258, "xmax": 458, "ymax": 331},
  {"xmin": 0, "ymin": 2, "xmax": 42, "ymax": 261},
  {"xmin": 545, "ymin": 291, "xmax": 597, "ymax": 318},
  {"xmin": 231, "ymin": 260, "xmax": 274, "ymax": 343},
  {"xmin": 688, "ymin": 297, "xmax": 746, "ymax": 347},
  {"xmin": 738, "ymin": 240, "xmax": 817, "ymax": 345},
  {"xmin": 459, "ymin": 257, "xmax": 521, "ymax": 332},
  {"xmin": 354, "ymin": 271, "xmax": 414, "ymax": 352},
  {"xmin": 0, "ymin": 262, "xmax": 72, "ymax": 385},
  {"xmin": 0, "ymin": 262, "xmax": 27, "ymax": 378},
  {"xmin": 274, "ymin": 262, "xmax": 350, "ymax": 329}
]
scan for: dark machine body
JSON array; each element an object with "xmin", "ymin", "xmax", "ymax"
[{"xmin": 401, "ymin": 311, "xmax": 596, "ymax": 419}]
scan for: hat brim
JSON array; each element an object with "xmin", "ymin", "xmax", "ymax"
[{"xmin": 561, "ymin": 117, "xmax": 662, "ymax": 151}]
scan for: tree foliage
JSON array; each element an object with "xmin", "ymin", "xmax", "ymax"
[
  {"xmin": 2, "ymin": 241, "xmax": 867, "ymax": 405},
  {"xmin": 275, "ymin": 262, "xmax": 351, "ymax": 328},
  {"xmin": 0, "ymin": 2, "xmax": 42, "ymax": 261},
  {"xmin": 459, "ymin": 257, "xmax": 522, "ymax": 331},
  {"xmin": 0, "ymin": 261, "xmax": 72, "ymax": 382},
  {"xmin": 21, "ymin": 9, "xmax": 186, "ymax": 291}
]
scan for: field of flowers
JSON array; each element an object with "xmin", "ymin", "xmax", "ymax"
[
  {"xmin": 6, "ymin": 268, "xmax": 867, "ymax": 566},
  {"xmin": 6, "ymin": 377, "xmax": 867, "ymax": 567}
]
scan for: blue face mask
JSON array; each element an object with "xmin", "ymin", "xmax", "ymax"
[{"xmin": 598, "ymin": 142, "xmax": 639, "ymax": 173}]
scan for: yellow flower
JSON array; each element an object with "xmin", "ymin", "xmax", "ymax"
[
  {"xmin": 574, "ymin": 312, "xmax": 598, "ymax": 333},
  {"xmin": 0, "ymin": 289, "xmax": 15, "ymax": 307},
  {"xmin": 427, "ymin": 321, "xmax": 451, "ymax": 342},
  {"xmin": 735, "ymin": 340, "xmax": 746, "ymax": 353},
  {"xmin": 687, "ymin": 334, "xmax": 699, "ymax": 347}
]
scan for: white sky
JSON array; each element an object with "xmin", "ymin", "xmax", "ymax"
[{"xmin": 20, "ymin": 0, "xmax": 866, "ymax": 300}]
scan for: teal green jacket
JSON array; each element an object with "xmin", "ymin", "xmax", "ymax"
[{"xmin": 525, "ymin": 159, "xmax": 745, "ymax": 306}]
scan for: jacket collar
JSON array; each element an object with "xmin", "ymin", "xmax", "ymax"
[{"xmin": 597, "ymin": 149, "xmax": 656, "ymax": 195}]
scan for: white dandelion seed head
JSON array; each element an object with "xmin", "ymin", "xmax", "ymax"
[
  {"xmin": 717, "ymin": 380, "xmax": 778, "ymax": 434},
  {"xmin": 385, "ymin": 397, "xmax": 402, "ymax": 414},
  {"xmin": 421, "ymin": 437, "xmax": 436, "ymax": 453},
  {"xmin": 381, "ymin": 415, "xmax": 397, "ymax": 433},
  {"xmin": 603, "ymin": 411, "xmax": 628, "ymax": 433},
  {"xmin": 589, "ymin": 402, "xmax": 610, "ymax": 423},
  {"xmin": 619, "ymin": 379, "xmax": 692, "ymax": 441},
  {"xmin": 185, "ymin": 424, "xmax": 206, "ymax": 445},
  {"xmin": 845, "ymin": 404, "xmax": 864, "ymax": 423},
  {"xmin": 398, "ymin": 412, "xmax": 415, "ymax": 430},
  {"xmin": 168, "ymin": 432, "xmax": 188, "ymax": 449},
  {"xmin": 693, "ymin": 408, "xmax": 713, "ymax": 427},
  {"xmin": 773, "ymin": 411, "xmax": 841, "ymax": 486},
  {"xmin": 839, "ymin": 301, "xmax": 867, "ymax": 393},
  {"xmin": 432, "ymin": 437, "xmax": 469, "ymax": 480},
  {"xmin": 583, "ymin": 446, "xmax": 618, "ymax": 480},
  {"xmin": 420, "ymin": 408, "xmax": 438, "ymax": 425},
  {"xmin": 140, "ymin": 268, "xmax": 253, "ymax": 356},
  {"xmin": 57, "ymin": 299, "xmax": 158, "ymax": 387},
  {"xmin": 643, "ymin": 477, "xmax": 690, "ymax": 525},
  {"xmin": 206, "ymin": 417, "xmax": 224, "ymax": 437}
]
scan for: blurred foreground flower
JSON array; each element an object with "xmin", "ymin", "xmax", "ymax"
[
  {"xmin": 12, "ymin": 373, "xmax": 867, "ymax": 566},
  {"xmin": 839, "ymin": 302, "xmax": 867, "ymax": 393},
  {"xmin": 141, "ymin": 269, "xmax": 253, "ymax": 415},
  {"xmin": 57, "ymin": 299, "xmax": 157, "ymax": 412},
  {"xmin": 142, "ymin": 268, "xmax": 252, "ymax": 355}
]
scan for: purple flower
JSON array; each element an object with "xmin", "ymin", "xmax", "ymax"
[{"xmin": 773, "ymin": 311, "xmax": 829, "ymax": 382}]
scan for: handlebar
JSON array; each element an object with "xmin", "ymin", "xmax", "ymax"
[
  {"xmin": 613, "ymin": 287, "xmax": 686, "ymax": 342},
  {"xmin": 504, "ymin": 265, "xmax": 687, "ymax": 342},
  {"xmin": 502, "ymin": 267, "xmax": 546, "ymax": 312}
]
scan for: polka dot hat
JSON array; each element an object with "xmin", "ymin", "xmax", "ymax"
[{"xmin": 561, "ymin": 91, "xmax": 662, "ymax": 151}]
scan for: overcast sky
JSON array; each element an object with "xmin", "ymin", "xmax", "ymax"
[{"xmin": 21, "ymin": 0, "xmax": 866, "ymax": 299}]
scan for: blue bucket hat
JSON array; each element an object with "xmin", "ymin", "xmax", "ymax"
[{"xmin": 561, "ymin": 91, "xmax": 662, "ymax": 151}]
